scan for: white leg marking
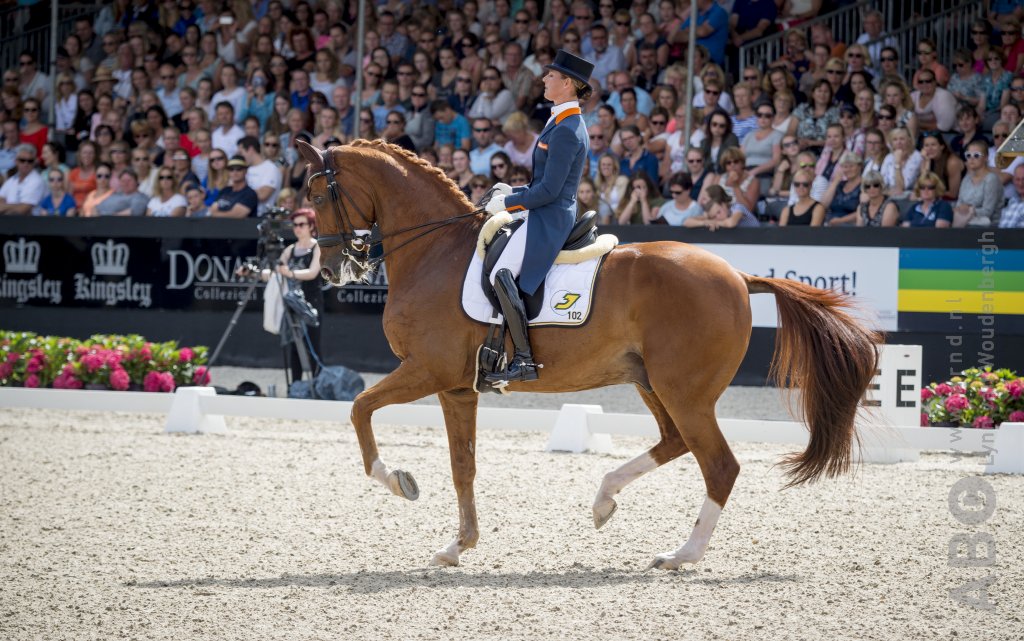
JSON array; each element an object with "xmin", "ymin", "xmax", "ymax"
[
  {"xmin": 430, "ymin": 538, "xmax": 462, "ymax": 567},
  {"xmin": 370, "ymin": 458, "xmax": 390, "ymax": 488},
  {"xmin": 593, "ymin": 452, "xmax": 657, "ymax": 528},
  {"xmin": 649, "ymin": 497, "xmax": 723, "ymax": 570}
]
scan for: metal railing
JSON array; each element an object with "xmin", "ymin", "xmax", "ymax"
[
  {"xmin": 0, "ymin": 3, "xmax": 99, "ymax": 73},
  {"xmin": 869, "ymin": 1, "xmax": 985, "ymax": 81},
  {"xmin": 737, "ymin": 0, "xmax": 871, "ymax": 74}
]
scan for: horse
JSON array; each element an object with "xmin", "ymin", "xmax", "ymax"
[{"xmin": 296, "ymin": 139, "xmax": 881, "ymax": 570}]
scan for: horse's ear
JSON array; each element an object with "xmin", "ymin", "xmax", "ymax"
[{"xmin": 296, "ymin": 139, "xmax": 324, "ymax": 173}]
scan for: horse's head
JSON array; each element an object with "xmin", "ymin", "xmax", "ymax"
[{"xmin": 297, "ymin": 140, "xmax": 375, "ymax": 287}]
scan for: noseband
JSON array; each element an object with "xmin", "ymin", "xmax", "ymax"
[
  {"xmin": 306, "ymin": 147, "xmax": 484, "ymax": 273},
  {"xmin": 307, "ymin": 147, "xmax": 374, "ymax": 267}
]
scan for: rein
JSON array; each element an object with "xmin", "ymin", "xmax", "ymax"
[{"xmin": 308, "ymin": 148, "xmax": 483, "ymax": 270}]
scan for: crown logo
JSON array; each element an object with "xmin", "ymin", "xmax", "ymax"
[
  {"xmin": 3, "ymin": 238, "xmax": 41, "ymax": 274},
  {"xmin": 91, "ymin": 239, "xmax": 130, "ymax": 276}
]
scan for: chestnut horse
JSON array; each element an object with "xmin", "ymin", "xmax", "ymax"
[{"xmin": 296, "ymin": 140, "xmax": 880, "ymax": 569}]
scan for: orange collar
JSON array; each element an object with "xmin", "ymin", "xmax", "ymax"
[{"xmin": 554, "ymin": 107, "xmax": 581, "ymax": 124}]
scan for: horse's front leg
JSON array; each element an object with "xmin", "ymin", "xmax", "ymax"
[
  {"xmin": 350, "ymin": 360, "xmax": 441, "ymax": 499},
  {"xmin": 430, "ymin": 388, "xmax": 480, "ymax": 566}
]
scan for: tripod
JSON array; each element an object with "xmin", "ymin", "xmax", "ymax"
[{"xmin": 206, "ymin": 259, "xmax": 316, "ymax": 396}]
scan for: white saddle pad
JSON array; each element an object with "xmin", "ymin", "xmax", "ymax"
[{"xmin": 461, "ymin": 213, "xmax": 617, "ymax": 327}]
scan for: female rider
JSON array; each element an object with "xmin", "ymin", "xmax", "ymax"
[{"xmin": 483, "ymin": 50, "xmax": 594, "ymax": 385}]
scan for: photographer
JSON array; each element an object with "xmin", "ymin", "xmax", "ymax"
[{"xmin": 250, "ymin": 208, "xmax": 324, "ymax": 382}]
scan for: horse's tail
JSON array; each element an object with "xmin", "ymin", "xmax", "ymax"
[{"xmin": 743, "ymin": 273, "xmax": 882, "ymax": 487}]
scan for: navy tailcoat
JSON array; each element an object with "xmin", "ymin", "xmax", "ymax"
[{"xmin": 503, "ymin": 106, "xmax": 589, "ymax": 296}]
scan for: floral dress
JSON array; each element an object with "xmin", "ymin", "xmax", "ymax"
[
  {"xmin": 983, "ymin": 71, "xmax": 1012, "ymax": 112},
  {"xmin": 793, "ymin": 103, "xmax": 839, "ymax": 142}
]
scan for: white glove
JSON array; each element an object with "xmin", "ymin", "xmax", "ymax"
[
  {"xmin": 485, "ymin": 193, "xmax": 507, "ymax": 215},
  {"xmin": 491, "ymin": 182, "xmax": 513, "ymax": 197}
]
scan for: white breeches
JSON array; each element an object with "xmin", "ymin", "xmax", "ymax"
[{"xmin": 488, "ymin": 216, "xmax": 529, "ymax": 286}]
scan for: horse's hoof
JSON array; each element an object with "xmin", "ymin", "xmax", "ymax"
[
  {"xmin": 430, "ymin": 550, "xmax": 459, "ymax": 567},
  {"xmin": 647, "ymin": 553, "xmax": 681, "ymax": 571},
  {"xmin": 389, "ymin": 469, "xmax": 419, "ymax": 500},
  {"xmin": 593, "ymin": 499, "xmax": 617, "ymax": 529}
]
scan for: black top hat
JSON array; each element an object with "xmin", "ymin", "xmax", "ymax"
[{"xmin": 545, "ymin": 49, "xmax": 594, "ymax": 86}]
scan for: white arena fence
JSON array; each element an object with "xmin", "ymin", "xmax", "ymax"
[{"xmin": 1, "ymin": 384, "xmax": 1021, "ymax": 475}]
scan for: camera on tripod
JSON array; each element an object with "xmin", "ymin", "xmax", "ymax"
[{"xmin": 240, "ymin": 206, "xmax": 292, "ymax": 276}]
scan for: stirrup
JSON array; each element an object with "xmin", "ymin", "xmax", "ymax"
[{"xmin": 484, "ymin": 356, "xmax": 540, "ymax": 385}]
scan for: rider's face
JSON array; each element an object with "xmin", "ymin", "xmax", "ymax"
[{"xmin": 543, "ymin": 70, "xmax": 571, "ymax": 102}]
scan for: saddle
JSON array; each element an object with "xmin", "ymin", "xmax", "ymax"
[
  {"xmin": 473, "ymin": 210, "xmax": 616, "ymax": 394},
  {"xmin": 477, "ymin": 210, "xmax": 606, "ymax": 318}
]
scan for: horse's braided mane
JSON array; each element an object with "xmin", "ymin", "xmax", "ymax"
[{"xmin": 346, "ymin": 138, "xmax": 474, "ymax": 208}]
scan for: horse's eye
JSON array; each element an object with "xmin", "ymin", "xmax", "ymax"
[{"xmin": 313, "ymin": 196, "xmax": 325, "ymax": 206}]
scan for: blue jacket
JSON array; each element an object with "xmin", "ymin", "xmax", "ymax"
[{"xmin": 504, "ymin": 107, "xmax": 588, "ymax": 296}]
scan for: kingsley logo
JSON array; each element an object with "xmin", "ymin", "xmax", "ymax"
[
  {"xmin": 0, "ymin": 237, "xmax": 62, "ymax": 304},
  {"xmin": 73, "ymin": 240, "xmax": 152, "ymax": 307}
]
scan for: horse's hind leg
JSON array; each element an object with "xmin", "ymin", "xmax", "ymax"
[
  {"xmin": 350, "ymin": 360, "xmax": 441, "ymax": 499},
  {"xmin": 592, "ymin": 387, "xmax": 690, "ymax": 529},
  {"xmin": 430, "ymin": 388, "xmax": 480, "ymax": 567},
  {"xmin": 649, "ymin": 406, "xmax": 739, "ymax": 570}
]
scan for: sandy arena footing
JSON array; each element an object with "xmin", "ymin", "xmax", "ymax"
[{"xmin": 0, "ymin": 405, "xmax": 1021, "ymax": 640}]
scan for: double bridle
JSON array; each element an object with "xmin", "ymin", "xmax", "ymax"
[{"xmin": 307, "ymin": 147, "xmax": 482, "ymax": 272}]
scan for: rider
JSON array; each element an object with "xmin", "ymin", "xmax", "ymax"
[{"xmin": 483, "ymin": 50, "xmax": 594, "ymax": 385}]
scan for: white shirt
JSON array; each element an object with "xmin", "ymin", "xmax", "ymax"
[
  {"xmin": 55, "ymin": 94, "xmax": 77, "ymax": 131},
  {"xmin": 246, "ymin": 159, "xmax": 282, "ymax": 215},
  {"xmin": 546, "ymin": 100, "xmax": 581, "ymax": 127},
  {"xmin": 880, "ymin": 150, "xmax": 923, "ymax": 196},
  {"xmin": 0, "ymin": 171, "xmax": 46, "ymax": 206},
  {"xmin": 212, "ymin": 124, "xmax": 245, "ymax": 157},
  {"xmin": 470, "ymin": 143, "xmax": 502, "ymax": 176},
  {"xmin": 147, "ymin": 193, "xmax": 187, "ymax": 217},
  {"xmin": 137, "ymin": 167, "xmax": 158, "ymax": 198}
]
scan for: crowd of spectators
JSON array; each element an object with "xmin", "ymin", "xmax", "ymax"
[{"xmin": 1, "ymin": 0, "xmax": 1023, "ymax": 228}]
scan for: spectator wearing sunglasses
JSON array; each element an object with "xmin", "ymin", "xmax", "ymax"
[
  {"xmin": 911, "ymin": 70, "xmax": 957, "ymax": 132},
  {"xmin": 81, "ymin": 162, "xmax": 115, "ymax": 217},
  {"xmin": 383, "ymin": 111, "xmax": 417, "ymax": 153},
  {"xmin": 856, "ymin": 170, "xmax": 900, "ymax": 227},
  {"xmin": 468, "ymin": 67, "xmax": 516, "ymax": 125},
  {"xmin": 404, "ymin": 84, "xmax": 435, "ymax": 151},
  {"xmin": 912, "ymin": 38, "xmax": 950, "ymax": 88},
  {"xmin": 36, "ymin": 168, "xmax": 77, "ymax": 217},
  {"xmin": 999, "ymin": 17, "xmax": 1024, "ymax": 74},
  {"xmin": 903, "ymin": 173, "xmax": 952, "ymax": 227},
  {"xmin": 146, "ymin": 169, "xmax": 187, "ymax": 217},
  {"xmin": 468, "ymin": 117, "xmax": 502, "ymax": 175},
  {"xmin": 955, "ymin": 140, "xmax": 1002, "ymax": 227},
  {"xmin": 778, "ymin": 169, "xmax": 825, "ymax": 227}
]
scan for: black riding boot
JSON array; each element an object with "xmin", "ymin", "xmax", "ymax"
[{"xmin": 485, "ymin": 268, "xmax": 539, "ymax": 384}]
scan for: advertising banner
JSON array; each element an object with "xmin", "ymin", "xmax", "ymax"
[
  {"xmin": 0, "ymin": 234, "xmax": 389, "ymax": 313},
  {"xmin": 697, "ymin": 243, "xmax": 900, "ymax": 331}
]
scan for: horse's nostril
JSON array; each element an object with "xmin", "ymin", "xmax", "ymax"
[{"xmin": 320, "ymin": 267, "xmax": 334, "ymax": 281}]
